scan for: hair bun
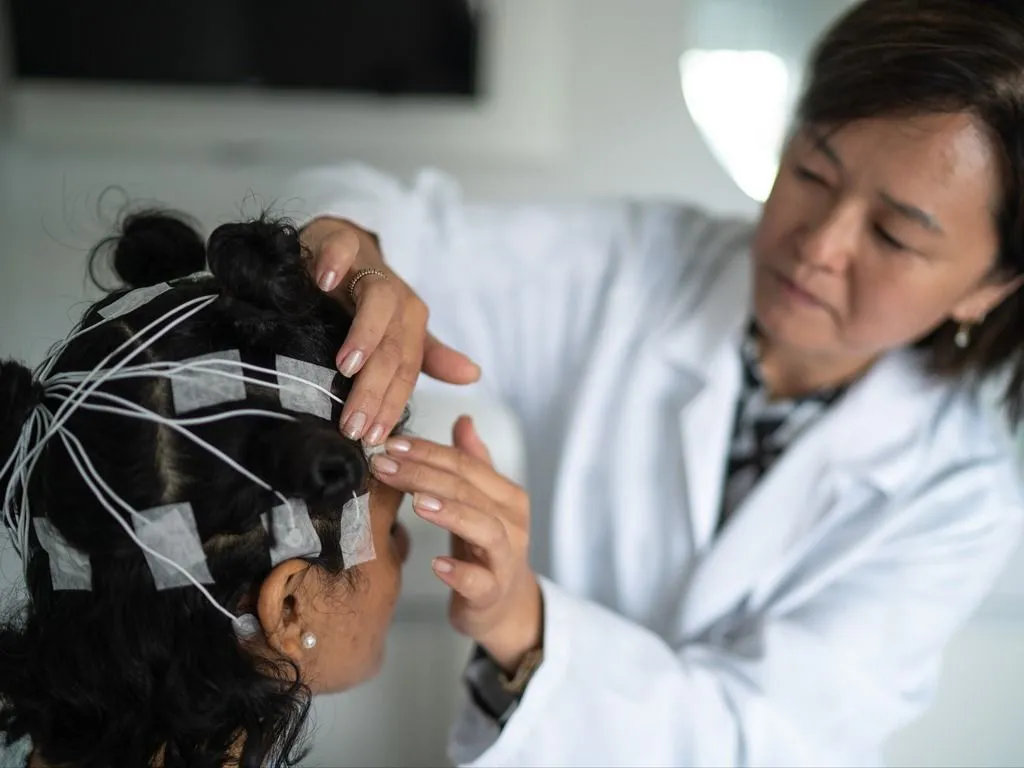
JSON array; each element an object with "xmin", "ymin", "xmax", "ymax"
[
  {"xmin": 0, "ymin": 360, "xmax": 43, "ymax": 475},
  {"xmin": 99, "ymin": 211, "xmax": 208, "ymax": 290},
  {"xmin": 206, "ymin": 218, "xmax": 318, "ymax": 316}
]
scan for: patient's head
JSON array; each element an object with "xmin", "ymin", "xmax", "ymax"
[{"xmin": 0, "ymin": 212, "xmax": 410, "ymax": 767}]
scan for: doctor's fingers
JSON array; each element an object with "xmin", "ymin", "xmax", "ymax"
[
  {"xmin": 335, "ymin": 268, "xmax": 402, "ymax": 374},
  {"xmin": 305, "ymin": 218, "xmax": 478, "ymax": 383},
  {"xmin": 360, "ymin": 298, "xmax": 432, "ymax": 445},
  {"xmin": 300, "ymin": 221, "xmax": 400, "ymax": 435},
  {"xmin": 339, "ymin": 297, "xmax": 430, "ymax": 445},
  {"xmin": 371, "ymin": 454, "xmax": 496, "ymax": 514},
  {"xmin": 383, "ymin": 435, "xmax": 526, "ymax": 509},
  {"xmin": 336, "ymin": 282, "xmax": 408, "ymax": 441},
  {"xmin": 412, "ymin": 494, "xmax": 513, "ymax": 564},
  {"xmin": 303, "ymin": 221, "xmax": 360, "ymax": 293},
  {"xmin": 432, "ymin": 558, "xmax": 500, "ymax": 608}
]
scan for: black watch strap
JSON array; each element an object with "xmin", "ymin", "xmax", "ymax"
[{"xmin": 464, "ymin": 645, "xmax": 525, "ymax": 728}]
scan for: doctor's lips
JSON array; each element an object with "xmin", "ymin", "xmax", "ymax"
[{"xmin": 771, "ymin": 269, "xmax": 830, "ymax": 310}]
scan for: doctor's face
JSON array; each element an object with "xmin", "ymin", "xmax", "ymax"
[{"xmin": 751, "ymin": 113, "xmax": 1014, "ymax": 362}]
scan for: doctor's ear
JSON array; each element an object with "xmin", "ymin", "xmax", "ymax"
[
  {"xmin": 952, "ymin": 272, "xmax": 1024, "ymax": 324},
  {"xmin": 256, "ymin": 559, "xmax": 318, "ymax": 664}
]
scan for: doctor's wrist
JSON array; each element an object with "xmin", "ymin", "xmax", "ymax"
[{"xmin": 479, "ymin": 575, "xmax": 544, "ymax": 674}]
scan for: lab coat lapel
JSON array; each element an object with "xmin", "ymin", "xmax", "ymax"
[
  {"xmin": 680, "ymin": 419, "xmax": 835, "ymax": 636},
  {"xmin": 660, "ymin": 251, "xmax": 750, "ymax": 555},
  {"xmin": 677, "ymin": 349, "xmax": 742, "ymax": 552},
  {"xmin": 680, "ymin": 350, "xmax": 945, "ymax": 638}
]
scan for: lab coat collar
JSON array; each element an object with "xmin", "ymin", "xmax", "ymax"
[
  {"xmin": 659, "ymin": 248, "xmax": 954, "ymax": 636},
  {"xmin": 676, "ymin": 350, "xmax": 946, "ymax": 637},
  {"xmin": 819, "ymin": 349, "xmax": 944, "ymax": 493},
  {"xmin": 657, "ymin": 247, "xmax": 945, "ymax": 497}
]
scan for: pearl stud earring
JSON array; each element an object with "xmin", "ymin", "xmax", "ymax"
[{"xmin": 955, "ymin": 322, "xmax": 972, "ymax": 349}]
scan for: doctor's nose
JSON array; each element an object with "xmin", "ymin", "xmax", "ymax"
[{"xmin": 795, "ymin": 204, "xmax": 859, "ymax": 274}]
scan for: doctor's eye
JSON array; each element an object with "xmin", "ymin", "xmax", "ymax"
[
  {"xmin": 873, "ymin": 225, "xmax": 908, "ymax": 252},
  {"xmin": 794, "ymin": 166, "xmax": 829, "ymax": 187}
]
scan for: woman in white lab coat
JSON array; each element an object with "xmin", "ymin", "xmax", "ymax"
[{"xmin": 289, "ymin": 1, "xmax": 1024, "ymax": 765}]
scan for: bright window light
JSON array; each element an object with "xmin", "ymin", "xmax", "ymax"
[{"xmin": 679, "ymin": 49, "xmax": 791, "ymax": 202}]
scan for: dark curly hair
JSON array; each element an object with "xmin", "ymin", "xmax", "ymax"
[{"xmin": 0, "ymin": 210, "xmax": 387, "ymax": 767}]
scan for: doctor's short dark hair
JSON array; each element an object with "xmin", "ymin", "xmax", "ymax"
[
  {"xmin": 798, "ymin": 0, "xmax": 1024, "ymax": 421},
  {"xmin": 0, "ymin": 212, "xmax": 392, "ymax": 767}
]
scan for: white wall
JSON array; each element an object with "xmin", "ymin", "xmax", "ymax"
[
  {"xmin": 3, "ymin": 1, "xmax": 761, "ymax": 209},
  {"xmin": 1, "ymin": 1, "xmax": 1022, "ymax": 765}
]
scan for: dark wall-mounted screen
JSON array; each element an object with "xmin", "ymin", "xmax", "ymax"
[{"xmin": 10, "ymin": 0, "xmax": 481, "ymax": 97}]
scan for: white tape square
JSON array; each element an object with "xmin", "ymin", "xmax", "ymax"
[
  {"xmin": 170, "ymin": 350, "xmax": 247, "ymax": 414},
  {"xmin": 262, "ymin": 499, "xmax": 322, "ymax": 566},
  {"xmin": 34, "ymin": 517, "xmax": 92, "ymax": 591},
  {"xmin": 339, "ymin": 492, "xmax": 375, "ymax": 568},
  {"xmin": 132, "ymin": 502, "xmax": 214, "ymax": 590},
  {"xmin": 276, "ymin": 355, "xmax": 337, "ymax": 420}
]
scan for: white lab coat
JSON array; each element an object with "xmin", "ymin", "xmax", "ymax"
[{"xmin": 286, "ymin": 164, "xmax": 1024, "ymax": 767}]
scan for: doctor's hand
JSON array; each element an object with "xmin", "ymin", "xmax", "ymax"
[
  {"xmin": 301, "ymin": 217, "xmax": 480, "ymax": 445},
  {"xmin": 372, "ymin": 416, "xmax": 542, "ymax": 672}
]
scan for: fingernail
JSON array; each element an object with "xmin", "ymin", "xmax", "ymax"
[
  {"xmin": 339, "ymin": 350, "xmax": 364, "ymax": 378},
  {"xmin": 372, "ymin": 455, "xmax": 399, "ymax": 475},
  {"xmin": 318, "ymin": 269, "xmax": 338, "ymax": 292},
  {"xmin": 432, "ymin": 558, "xmax": 453, "ymax": 574},
  {"xmin": 414, "ymin": 494, "xmax": 443, "ymax": 513},
  {"xmin": 365, "ymin": 424, "xmax": 385, "ymax": 446},
  {"xmin": 387, "ymin": 438, "xmax": 412, "ymax": 454},
  {"xmin": 345, "ymin": 411, "xmax": 368, "ymax": 439}
]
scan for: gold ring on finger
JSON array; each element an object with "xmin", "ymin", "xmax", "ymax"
[{"xmin": 346, "ymin": 268, "xmax": 390, "ymax": 304}]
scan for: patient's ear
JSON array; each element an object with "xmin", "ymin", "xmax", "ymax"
[{"xmin": 257, "ymin": 559, "xmax": 315, "ymax": 664}]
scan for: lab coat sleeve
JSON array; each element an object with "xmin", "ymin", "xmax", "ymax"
[
  {"xmin": 448, "ymin": 462, "xmax": 1024, "ymax": 767},
  {"xmin": 282, "ymin": 164, "xmax": 727, "ymax": 420}
]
